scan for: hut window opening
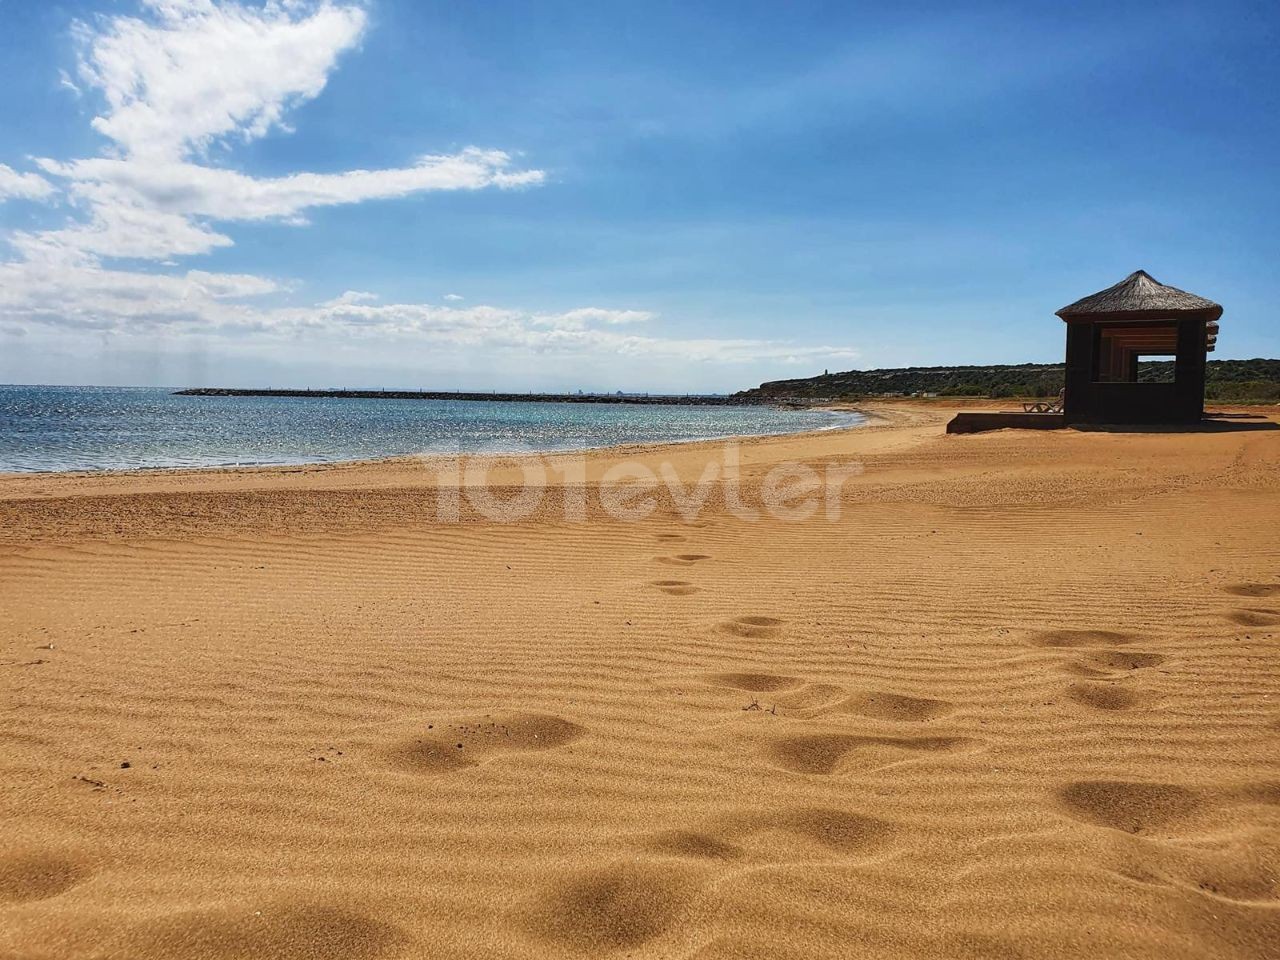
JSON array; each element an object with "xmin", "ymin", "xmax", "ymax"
[{"xmin": 1092, "ymin": 323, "xmax": 1179, "ymax": 384}]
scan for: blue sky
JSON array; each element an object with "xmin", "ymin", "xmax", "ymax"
[{"xmin": 0, "ymin": 0, "xmax": 1276, "ymax": 391}]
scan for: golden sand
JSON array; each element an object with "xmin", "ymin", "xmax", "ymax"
[{"xmin": 2, "ymin": 403, "xmax": 1279, "ymax": 959}]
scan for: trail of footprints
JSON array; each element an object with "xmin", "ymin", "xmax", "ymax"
[
  {"xmin": 16, "ymin": 559, "xmax": 1278, "ymax": 957},
  {"xmin": 1054, "ymin": 779, "xmax": 1280, "ymax": 905},
  {"xmin": 386, "ymin": 712, "xmax": 585, "ymax": 775},
  {"xmin": 1221, "ymin": 581, "xmax": 1280, "ymax": 628},
  {"xmin": 1029, "ymin": 581, "xmax": 1280, "ymax": 714},
  {"xmin": 508, "ymin": 531, "xmax": 947, "ymax": 954},
  {"xmin": 1029, "ymin": 628, "xmax": 1167, "ymax": 713},
  {"xmin": 524, "ymin": 807, "xmax": 901, "ymax": 954}
]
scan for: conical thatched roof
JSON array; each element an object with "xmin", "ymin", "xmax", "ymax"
[{"xmin": 1056, "ymin": 270, "xmax": 1222, "ymax": 322}]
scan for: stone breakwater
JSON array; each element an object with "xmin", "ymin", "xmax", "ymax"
[{"xmin": 174, "ymin": 388, "xmax": 820, "ymax": 407}]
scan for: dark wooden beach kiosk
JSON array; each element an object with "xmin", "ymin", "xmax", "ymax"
[
  {"xmin": 948, "ymin": 270, "xmax": 1221, "ymax": 433},
  {"xmin": 1058, "ymin": 269, "xmax": 1220, "ymax": 425}
]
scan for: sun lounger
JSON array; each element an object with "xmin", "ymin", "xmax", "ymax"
[{"xmin": 1023, "ymin": 389, "xmax": 1065, "ymax": 414}]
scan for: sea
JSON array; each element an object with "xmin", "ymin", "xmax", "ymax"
[{"xmin": 0, "ymin": 385, "xmax": 865, "ymax": 473}]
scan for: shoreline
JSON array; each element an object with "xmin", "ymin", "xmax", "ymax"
[
  {"xmin": 5, "ymin": 397, "xmax": 1275, "ymax": 490},
  {"xmin": 0, "ymin": 404, "xmax": 874, "ymax": 486}
]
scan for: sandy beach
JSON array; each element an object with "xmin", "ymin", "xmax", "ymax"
[{"xmin": 3, "ymin": 402, "xmax": 1279, "ymax": 960}]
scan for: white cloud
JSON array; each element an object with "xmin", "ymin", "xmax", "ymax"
[
  {"xmin": 58, "ymin": 69, "xmax": 82, "ymax": 97},
  {"xmin": 0, "ymin": 164, "xmax": 56, "ymax": 202},
  {"xmin": 443, "ymin": 293, "xmax": 464, "ymax": 302},
  {"xmin": 75, "ymin": 0, "xmax": 368, "ymax": 160},
  {"xmin": 532, "ymin": 307, "xmax": 655, "ymax": 329},
  {"xmin": 37, "ymin": 148, "xmax": 543, "ymax": 225},
  {"xmin": 3, "ymin": 1, "xmax": 544, "ymax": 264},
  {"xmin": 322, "ymin": 290, "xmax": 379, "ymax": 307},
  {"xmin": 12, "ymin": 205, "xmax": 233, "ymax": 262},
  {"xmin": 0, "ymin": 257, "xmax": 857, "ymax": 367}
]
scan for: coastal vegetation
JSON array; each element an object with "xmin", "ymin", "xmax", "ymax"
[{"xmin": 738, "ymin": 358, "xmax": 1280, "ymax": 402}]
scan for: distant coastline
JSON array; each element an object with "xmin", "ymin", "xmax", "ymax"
[{"xmin": 173, "ymin": 387, "xmax": 817, "ymax": 407}]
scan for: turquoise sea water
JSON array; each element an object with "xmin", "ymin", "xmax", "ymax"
[{"xmin": 0, "ymin": 385, "xmax": 865, "ymax": 473}]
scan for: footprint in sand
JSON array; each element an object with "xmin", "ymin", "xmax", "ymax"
[
  {"xmin": 1029, "ymin": 628, "xmax": 1137, "ymax": 648},
  {"xmin": 643, "ymin": 806, "xmax": 897, "ymax": 865},
  {"xmin": 1065, "ymin": 682, "xmax": 1144, "ymax": 711},
  {"xmin": 1225, "ymin": 609, "xmax": 1280, "ymax": 627},
  {"xmin": 1222, "ymin": 583, "xmax": 1280, "ymax": 599},
  {"xmin": 765, "ymin": 732, "xmax": 973, "ymax": 775},
  {"xmin": 643, "ymin": 829, "xmax": 746, "ymax": 862},
  {"xmin": 0, "ymin": 851, "xmax": 90, "ymax": 904},
  {"xmin": 705, "ymin": 671, "xmax": 802, "ymax": 693},
  {"xmin": 648, "ymin": 580, "xmax": 700, "ymax": 596},
  {"xmin": 702, "ymin": 671, "xmax": 844, "ymax": 711},
  {"xmin": 388, "ymin": 712, "xmax": 584, "ymax": 775},
  {"xmin": 115, "ymin": 901, "xmax": 407, "ymax": 960},
  {"xmin": 832, "ymin": 691, "xmax": 955, "ymax": 722},
  {"xmin": 1063, "ymin": 650, "xmax": 1166, "ymax": 679},
  {"xmin": 1033, "ymin": 630, "xmax": 1161, "ymax": 711},
  {"xmin": 1058, "ymin": 780, "xmax": 1280, "ymax": 904},
  {"xmin": 718, "ymin": 616, "xmax": 784, "ymax": 639},
  {"xmin": 656, "ymin": 554, "xmax": 711, "ymax": 567},
  {"xmin": 1057, "ymin": 780, "xmax": 1203, "ymax": 834},
  {"xmin": 1168, "ymin": 832, "xmax": 1280, "ymax": 903},
  {"xmin": 770, "ymin": 683, "xmax": 848, "ymax": 711},
  {"xmin": 526, "ymin": 805, "xmax": 901, "ymax": 952},
  {"xmin": 1234, "ymin": 782, "xmax": 1280, "ymax": 807},
  {"xmin": 520, "ymin": 863, "xmax": 697, "ymax": 954}
]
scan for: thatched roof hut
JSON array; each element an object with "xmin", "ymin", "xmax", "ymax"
[
  {"xmin": 947, "ymin": 268, "xmax": 1224, "ymax": 432},
  {"xmin": 1057, "ymin": 269, "xmax": 1222, "ymax": 322},
  {"xmin": 1053, "ymin": 269, "xmax": 1223, "ymax": 424}
]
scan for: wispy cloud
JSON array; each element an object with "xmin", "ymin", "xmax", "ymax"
[
  {"xmin": 0, "ymin": 258, "xmax": 858, "ymax": 366},
  {"xmin": 25, "ymin": 148, "xmax": 544, "ymax": 260},
  {"xmin": 57, "ymin": 69, "xmax": 82, "ymax": 98},
  {"xmin": 0, "ymin": 164, "xmax": 56, "ymax": 202}
]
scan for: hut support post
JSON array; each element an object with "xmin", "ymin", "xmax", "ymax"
[
  {"xmin": 1063, "ymin": 322, "xmax": 1093, "ymax": 423},
  {"xmin": 1174, "ymin": 318, "xmax": 1207, "ymax": 421}
]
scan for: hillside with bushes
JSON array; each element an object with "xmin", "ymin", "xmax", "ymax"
[{"xmin": 736, "ymin": 359, "xmax": 1280, "ymax": 402}]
